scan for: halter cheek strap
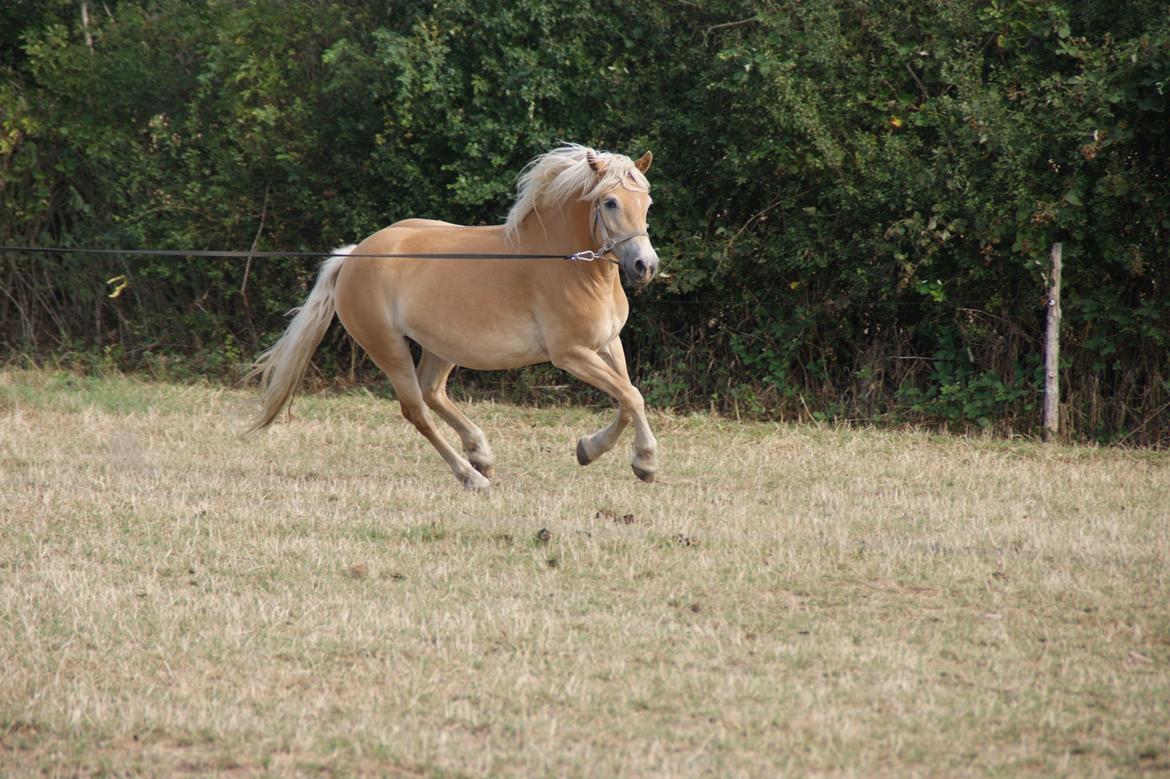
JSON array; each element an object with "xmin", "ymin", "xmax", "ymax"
[
  {"xmin": 565, "ymin": 198, "xmax": 648, "ymax": 263},
  {"xmin": 590, "ymin": 202, "xmax": 648, "ymax": 255}
]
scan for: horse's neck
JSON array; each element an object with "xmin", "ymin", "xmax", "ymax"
[
  {"xmin": 516, "ymin": 200, "xmax": 616, "ymax": 283},
  {"xmin": 513, "ymin": 200, "xmax": 585, "ymax": 249}
]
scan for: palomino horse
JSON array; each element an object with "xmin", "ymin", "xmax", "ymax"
[{"xmin": 249, "ymin": 144, "xmax": 660, "ymax": 489}]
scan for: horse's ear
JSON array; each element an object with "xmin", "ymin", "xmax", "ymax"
[
  {"xmin": 586, "ymin": 150, "xmax": 607, "ymax": 175},
  {"xmin": 634, "ymin": 151, "xmax": 653, "ymax": 174}
]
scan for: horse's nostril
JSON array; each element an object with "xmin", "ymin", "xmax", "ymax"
[{"xmin": 635, "ymin": 259, "xmax": 647, "ymax": 275}]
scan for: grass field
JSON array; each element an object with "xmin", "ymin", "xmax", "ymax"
[{"xmin": 2, "ymin": 368, "xmax": 1168, "ymax": 777}]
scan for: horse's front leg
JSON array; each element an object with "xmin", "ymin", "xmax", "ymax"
[
  {"xmin": 574, "ymin": 337, "xmax": 634, "ymax": 465},
  {"xmin": 551, "ymin": 343, "xmax": 658, "ymax": 483}
]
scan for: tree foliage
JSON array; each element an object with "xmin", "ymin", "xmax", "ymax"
[{"xmin": 2, "ymin": 0, "xmax": 1167, "ymax": 443}]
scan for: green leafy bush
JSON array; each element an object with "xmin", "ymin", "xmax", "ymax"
[{"xmin": 2, "ymin": 0, "xmax": 1167, "ymax": 444}]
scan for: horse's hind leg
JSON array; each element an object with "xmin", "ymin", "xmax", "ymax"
[
  {"xmin": 574, "ymin": 337, "xmax": 635, "ymax": 467},
  {"xmin": 346, "ymin": 325, "xmax": 489, "ymax": 490},
  {"xmin": 417, "ymin": 349, "xmax": 495, "ymax": 478}
]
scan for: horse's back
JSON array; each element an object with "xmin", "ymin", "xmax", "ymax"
[
  {"xmin": 385, "ymin": 217, "xmax": 458, "ymax": 230},
  {"xmin": 360, "ymin": 219, "xmax": 508, "ymax": 252},
  {"xmin": 334, "ymin": 221, "xmax": 549, "ymax": 369}
]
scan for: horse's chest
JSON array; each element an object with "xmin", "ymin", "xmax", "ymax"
[{"xmin": 588, "ymin": 308, "xmax": 627, "ymax": 351}]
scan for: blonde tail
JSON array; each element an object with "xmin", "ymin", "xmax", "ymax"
[{"xmin": 246, "ymin": 245, "xmax": 355, "ymax": 431}]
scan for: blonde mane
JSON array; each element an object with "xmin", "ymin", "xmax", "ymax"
[{"xmin": 504, "ymin": 144, "xmax": 650, "ymax": 243}]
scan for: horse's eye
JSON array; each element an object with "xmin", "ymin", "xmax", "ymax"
[{"xmin": 605, "ymin": 199, "xmax": 619, "ymax": 210}]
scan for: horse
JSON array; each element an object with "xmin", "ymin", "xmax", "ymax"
[{"xmin": 248, "ymin": 144, "xmax": 661, "ymax": 489}]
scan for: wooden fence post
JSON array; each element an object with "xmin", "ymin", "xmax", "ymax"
[{"xmin": 1043, "ymin": 243, "xmax": 1062, "ymax": 442}]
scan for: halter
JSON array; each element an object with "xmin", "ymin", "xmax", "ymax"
[{"xmin": 565, "ymin": 196, "xmax": 649, "ymax": 263}]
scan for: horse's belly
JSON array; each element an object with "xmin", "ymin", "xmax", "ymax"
[{"xmin": 406, "ymin": 318, "xmax": 548, "ymax": 370}]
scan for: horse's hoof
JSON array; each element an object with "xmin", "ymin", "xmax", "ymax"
[
  {"xmin": 576, "ymin": 439, "xmax": 593, "ymax": 466},
  {"xmin": 471, "ymin": 461, "xmax": 494, "ymax": 479},
  {"xmin": 461, "ymin": 471, "xmax": 491, "ymax": 491},
  {"xmin": 632, "ymin": 464, "xmax": 656, "ymax": 483}
]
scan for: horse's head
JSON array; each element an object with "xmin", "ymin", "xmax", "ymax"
[{"xmin": 587, "ymin": 150, "xmax": 659, "ymax": 287}]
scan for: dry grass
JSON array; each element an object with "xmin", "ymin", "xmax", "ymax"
[{"xmin": 1, "ymin": 368, "xmax": 1168, "ymax": 778}]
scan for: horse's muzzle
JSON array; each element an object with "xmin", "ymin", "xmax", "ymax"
[{"xmin": 626, "ymin": 254, "xmax": 659, "ymax": 286}]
